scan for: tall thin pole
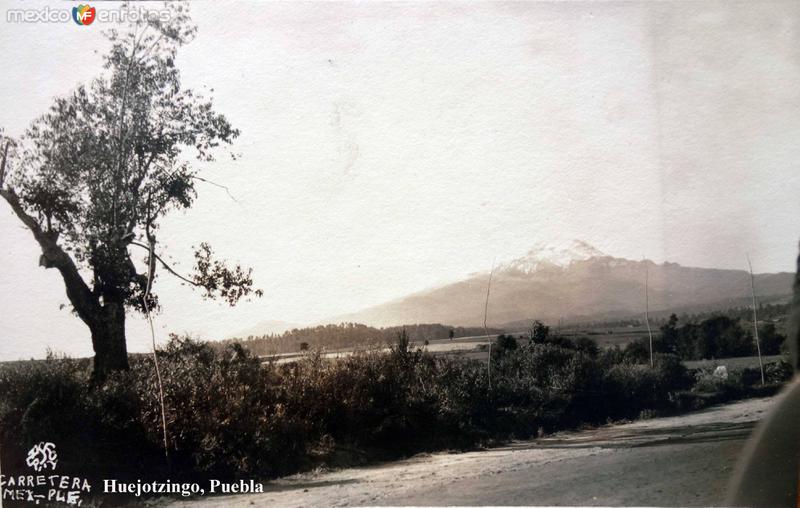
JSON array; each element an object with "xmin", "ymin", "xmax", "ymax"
[
  {"xmin": 145, "ymin": 237, "xmax": 170, "ymax": 461},
  {"xmin": 747, "ymin": 254, "xmax": 765, "ymax": 386},
  {"xmin": 484, "ymin": 259, "xmax": 495, "ymax": 390},
  {"xmin": 645, "ymin": 263, "xmax": 654, "ymax": 367}
]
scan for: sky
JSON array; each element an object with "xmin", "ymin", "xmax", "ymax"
[{"xmin": 0, "ymin": 1, "xmax": 799, "ymax": 360}]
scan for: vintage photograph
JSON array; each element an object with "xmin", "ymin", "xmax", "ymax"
[{"xmin": 0, "ymin": 1, "xmax": 799, "ymax": 506}]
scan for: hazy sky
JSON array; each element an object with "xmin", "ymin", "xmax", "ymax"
[{"xmin": 1, "ymin": 1, "xmax": 799, "ymax": 360}]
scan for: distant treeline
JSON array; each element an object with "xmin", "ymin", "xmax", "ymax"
[
  {"xmin": 623, "ymin": 313, "xmax": 787, "ymax": 362},
  {"xmin": 223, "ymin": 322, "xmax": 503, "ymax": 356},
  {"xmin": 572, "ymin": 302, "xmax": 790, "ymax": 330},
  {"xmin": 223, "ymin": 303, "xmax": 791, "ymax": 357},
  {"xmin": 667, "ymin": 302, "xmax": 789, "ymax": 326}
]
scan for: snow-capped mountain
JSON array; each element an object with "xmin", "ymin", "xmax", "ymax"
[
  {"xmin": 497, "ymin": 239, "xmax": 607, "ymax": 274},
  {"xmin": 318, "ymin": 242, "xmax": 794, "ymax": 328}
]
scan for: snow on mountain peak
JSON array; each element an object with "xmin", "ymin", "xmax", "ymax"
[{"xmin": 498, "ymin": 240, "xmax": 606, "ymax": 274}]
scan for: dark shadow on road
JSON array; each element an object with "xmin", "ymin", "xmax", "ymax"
[
  {"xmin": 629, "ymin": 421, "xmax": 756, "ymax": 447},
  {"xmin": 492, "ymin": 420, "xmax": 757, "ymax": 451},
  {"xmin": 262, "ymin": 478, "xmax": 360, "ymax": 493}
]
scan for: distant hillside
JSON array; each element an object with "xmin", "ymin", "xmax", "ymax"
[
  {"xmin": 323, "ymin": 240, "xmax": 794, "ymax": 328},
  {"xmin": 230, "ymin": 319, "xmax": 305, "ymax": 339},
  {"xmin": 225, "ymin": 323, "xmax": 502, "ymax": 356}
]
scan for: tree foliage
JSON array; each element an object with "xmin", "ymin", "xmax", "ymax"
[
  {"xmin": 0, "ymin": 3, "xmax": 260, "ymax": 375},
  {"xmin": 624, "ymin": 313, "xmax": 786, "ymax": 362}
]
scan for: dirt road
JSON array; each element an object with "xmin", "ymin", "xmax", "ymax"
[{"xmin": 166, "ymin": 395, "xmax": 781, "ymax": 507}]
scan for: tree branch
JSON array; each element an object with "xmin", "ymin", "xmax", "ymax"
[
  {"xmin": 191, "ymin": 175, "xmax": 238, "ymax": 203},
  {"xmin": 0, "ymin": 186, "xmax": 99, "ymax": 324},
  {"xmin": 125, "ymin": 150, "xmax": 159, "ymax": 236},
  {"xmin": 129, "ymin": 240, "xmax": 200, "ymax": 287}
]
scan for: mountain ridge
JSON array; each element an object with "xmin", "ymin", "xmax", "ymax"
[{"xmin": 319, "ymin": 241, "xmax": 794, "ymax": 328}]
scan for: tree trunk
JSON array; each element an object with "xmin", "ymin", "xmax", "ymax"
[
  {"xmin": 90, "ymin": 299, "xmax": 129, "ymax": 383},
  {"xmin": 2, "ymin": 171, "xmax": 132, "ymax": 383}
]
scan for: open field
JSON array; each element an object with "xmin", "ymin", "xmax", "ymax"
[
  {"xmin": 164, "ymin": 392, "xmax": 784, "ymax": 507},
  {"xmin": 264, "ymin": 329, "xmax": 789, "ymax": 370},
  {"xmin": 560, "ymin": 326, "xmax": 655, "ymax": 348},
  {"xmin": 261, "ymin": 333, "xmax": 509, "ymax": 364},
  {"xmin": 261, "ymin": 328, "xmax": 654, "ymax": 365}
]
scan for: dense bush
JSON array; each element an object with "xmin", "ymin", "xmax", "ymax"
[
  {"xmin": 759, "ymin": 323, "xmax": 786, "ymax": 355},
  {"xmin": 491, "ymin": 334, "xmax": 519, "ymax": 360},
  {"xmin": 0, "ymin": 332, "xmax": 791, "ymax": 493},
  {"xmin": 602, "ymin": 354, "xmax": 691, "ymax": 419},
  {"xmin": 765, "ymin": 359, "xmax": 794, "ymax": 383},
  {"xmin": 0, "ymin": 341, "xmax": 305, "ymax": 484},
  {"xmin": 0, "ymin": 355, "xmax": 161, "ymax": 480}
]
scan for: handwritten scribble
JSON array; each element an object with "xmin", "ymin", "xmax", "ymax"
[{"xmin": 26, "ymin": 441, "xmax": 58, "ymax": 471}]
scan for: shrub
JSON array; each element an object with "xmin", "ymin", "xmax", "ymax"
[
  {"xmin": 765, "ymin": 360, "xmax": 793, "ymax": 384},
  {"xmin": 692, "ymin": 368, "xmax": 745, "ymax": 400},
  {"xmin": 491, "ymin": 334, "xmax": 518, "ymax": 360},
  {"xmin": 597, "ymin": 346, "xmax": 625, "ymax": 368},
  {"xmin": 653, "ymin": 353, "xmax": 691, "ymax": 391},
  {"xmin": 143, "ymin": 339, "xmax": 304, "ymax": 479},
  {"xmin": 528, "ymin": 320, "xmax": 550, "ymax": 344},
  {"xmin": 572, "ymin": 336, "xmax": 600, "ymax": 358},
  {"xmin": 759, "ymin": 324, "xmax": 786, "ymax": 356},
  {"xmin": 623, "ymin": 338, "xmax": 652, "ymax": 363},
  {"xmin": 0, "ymin": 354, "xmax": 160, "ymax": 480},
  {"xmin": 603, "ymin": 363, "xmax": 659, "ymax": 419},
  {"xmin": 602, "ymin": 355, "xmax": 688, "ymax": 419}
]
